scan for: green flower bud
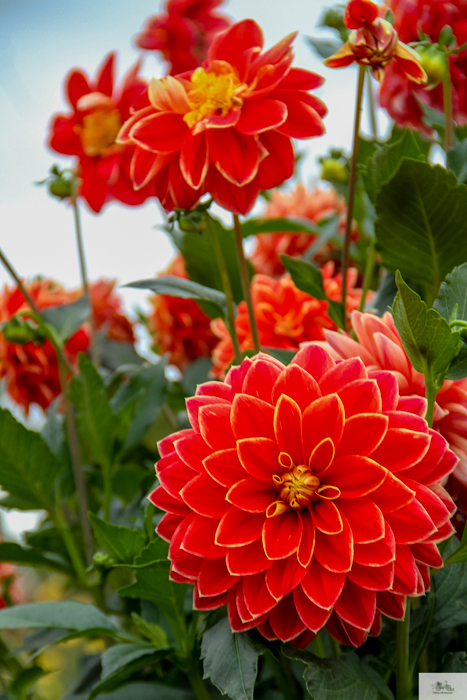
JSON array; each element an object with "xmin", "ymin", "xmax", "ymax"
[
  {"xmin": 321, "ymin": 158, "xmax": 348, "ymax": 184},
  {"xmin": 1, "ymin": 318, "xmax": 45, "ymax": 345},
  {"xmin": 416, "ymin": 45, "xmax": 448, "ymax": 89},
  {"xmin": 92, "ymin": 552, "xmax": 115, "ymax": 570}
]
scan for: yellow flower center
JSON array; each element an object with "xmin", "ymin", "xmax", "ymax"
[
  {"xmin": 273, "ymin": 463, "xmax": 321, "ymax": 510},
  {"xmin": 80, "ymin": 108, "xmax": 122, "ymax": 157},
  {"xmin": 183, "ymin": 62, "xmax": 246, "ymax": 128}
]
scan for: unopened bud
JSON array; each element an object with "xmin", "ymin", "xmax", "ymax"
[
  {"xmin": 416, "ymin": 45, "xmax": 448, "ymax": 88},
  {"xmin": 1, "ymin": 318, "xmax": 45, "ymax": 345},
  {"xmin": 321, "ymin": 158, "xmax": 348, "ymax": 184},
  {"xmin": 92, "ymin": 552, "xmax": 115, "ymax": 570}
]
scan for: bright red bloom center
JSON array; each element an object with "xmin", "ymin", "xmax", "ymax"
[{"xmin": 184, "ymin": 62, "xmax": 246, "ymax": 128}]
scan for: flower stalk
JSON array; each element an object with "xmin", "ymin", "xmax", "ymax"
[
  {"xmin": 233, "ymin": 213, "xmax": 261, "ymax": 354},
  {"xmin": 358, "ymin": 237, "xmax": 376, "ymax": 312},
  {"xmin": 366, "ymin": 67, "xmax": 379, "ymax": 141},
  {"xmin": 443, "ymin": 67, "xmax": 454, "ymax": 164},
  {"xmin": 396, "ymin": 603, "xmax": 412, "ymax": 700}
]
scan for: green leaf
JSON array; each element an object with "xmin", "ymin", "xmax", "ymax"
[
  {"xmin": 434, "ymin": 262, "xmax": 467, "ymax": 322},
  {"xmin": 447, "ymin": 139, "xmax": 467, "ymax": 184},
  {"xmin": 262, "ymin": 348, "xmax": 297, "ymax": 365},
  {"xmin": 305, "ymin": 36, "xmax": 342, "ymax": 59},
  {"xmin": 0, "ymin": 602, "xmax": 118, "ymax": 634},
  {"xmin": 68, "ymin": 354, "xmax": 120, "ymax": 469},
  {"xmin": 392, "ymin": 271, "xmax": 461, "ymax": 379},
  {"xmin": 387, "ymin": 126, "xmax": 432, "ymax": 158},
  {"xmin": 281, "ymin": 254, "xmax": 346, "ymax": 328},
  {"xmin": 368, "ymin": 272, "xmax": 398, "ymax": 317},
  {"xmin": 361, "ymin": 131, "xmax": 425, "ymax": 206},
  {"xmin": 442, "ymin": 651, "xmax": 467, "ymax": 672},
  {"xmin": 95, "ymin": 332, "xmax": 145, "ymax": 370},
  {"xmin": 201, "ymin": 617, "xmax": 261, "ymax": 700},
  {"xmin": 89, "ymin": 649, "xmax": 173, "ymax": 700},
  {"xmin": 41, "ymin": 295, "xmax": 90, "ymax": 342},
  {"xmin": 9, "ymin": 666, "xmax": 45, "ymax": 700},
  {"xmin": 0, "ymin": 408, "xmax": 64, "ymax": 511},
  {"xmin": 375, "ymin": 160, "xmax": 467, "ymax": 301},
  {"xmin": 445, "ymin": 342, "xmax": 467, "ymax": 380},
  {"xmin": 432, "ymin": 538, "xmax": 467, "ymax": 632},
  {"xmin": 240, "ymin": 217, "xmax": 319, "ymax": 237},
  {"xmin": 65, "ymin": 683, "xmax": 195, "ymax": 700},
  {"xmin": 126, "ymin": 276, "xmax": 231, "ymax": 320},
  {"xmin": 181, "ymin": 357, "xmax": 212, "ymax": 396},
  {"xmin": 131, "ymin": 613, "xmax": 169, "ymax": 646},
  {"xmin": 89, "ymin": 513, "xmax": 146, "ymax": 564},
  {"xmin": 0, "ymin": 542, "xmax": 70, "ymax": 573},
  {"xmin": 101, "ymin": 643, "xmax": 168, "ymax": 679},
  {"xmin": 128, "ymin": 538, "xmax": 169, "ymax": 568}
]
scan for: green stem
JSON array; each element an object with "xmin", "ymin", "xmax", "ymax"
[
  {"xmin": 342, "ymin": 65, "xmax": 366, "ymax": 307},
  {"xmin": 443, "ymin": 67, "xmax": 453, "ymax": 165},
  {"xmin": 424, "ymin": 376, "xmax": 438, "ymax": 429},
  {"xmin": 71, "ymin": 174, "xmax": 99, "ymax": 367},
  {"xmin": 329, "ymin": 635, "xmax": 341, "ymax": 659},
  {"xmin": 311, "ymin": 635, "xmax": 326, "ymax": 659},
  {"xmin": 358, "ymin": 237, "xmax": 376, "ymax": 312},
  {"xmin": 185, "ymin": 664, "xmax": 212, "ymax": 700},
  {"xmin": 54, "ymin": 485, "xmax": 88, "ymax": 586},
  {"xmin": 449, "ymin": 319, "xmax": 467, "ymax": 329},
  {"xmin": 207, "ymin": 216, "xmax": 242, "ymax": 364},
  {"xmin": 233, "ymin": 213, "xmax": 261, "ymax": 354},
  {"xmin": 265, "ymin": 651, "xmax": 301, "ymax": 700},
  {"xmin": 102, "ymin": 463, "xmax": 112, "ymax": 522},
  {"xmin": 366, "ymin": 68, "xmax": 379, "ymax": 142},
  {"xmin": 396, "ymin": 603, "xmax": 412, "ymax": 700}
]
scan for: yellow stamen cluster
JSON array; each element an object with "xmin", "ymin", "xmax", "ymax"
[
  {"xmin": 273, "ymin": 464, "xmax": 320, "ymax": 509},
  {"xmin": 81, "ymin": 108, "xmax": 122, "ymax": 157},
  {"xmin": 183, "ymin": 63, "xmax": 246, "ymax": 128}
]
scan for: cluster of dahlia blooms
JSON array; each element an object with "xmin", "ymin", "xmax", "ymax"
[{"xmin": 151, "ymin": 347, "xmax": 456, "ymax": 647}]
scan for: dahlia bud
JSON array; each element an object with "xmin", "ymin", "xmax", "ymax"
[
  {"xmin": 416, "ymin": 45, "xmax": 448, "ymax": 89},
  {"xmin": 321, "ymin": 158, "xmax": 349, "ymax": 184},
  {"xmin": 92, "ymin": 552, "xmax": 115, "ymax": 571},
  {"xmin": 1, "ymin": 318, "xmax": 46, "ymax": 345}
]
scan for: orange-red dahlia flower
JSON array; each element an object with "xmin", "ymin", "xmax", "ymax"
[
  {"xmin": 119, "ymin": 19, "xmax": 326, "ymax": 215},
  {"xmin": 324, "ymin": 0, "xmax": 426, "ymax": 83},
  {"xmin": 380, "ymin": 0, "xmax": 467, "ymax": 130},
  {"xmin": 150, "ymin": 348, "xmax": 456, "ymax": 647},
  {"xmin": 136, "ymin": 0, "xmax": 231, "ymax": 75},
  {"xmin": 48, "ymin": 53, "xmax": 155, "ymax": 213},
  {"xmin": 148, "ymin": 256, "xmax": 218, "ymax": 369},
  {"xmin": 211, "ymin": 274, "xmax": 337, "ymax": 377},
  {"xmin": 90, "ymin": 279, "xmax": 135, "ymax": 344}
]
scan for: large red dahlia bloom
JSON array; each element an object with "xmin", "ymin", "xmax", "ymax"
[
  {"xmin": 119, "ymin": 19, "xmax": 326, "ymax": 215},
  {"xmin": 48, "ymin": 53, "xmax": 154, "ymax": 213},
  {"xmin": 136, "ymin": 0, "xmax": 231, "ymax": 75},
  {"xmin": 150, "ymin": 348, "xmax": 456, "ymax": 647}
]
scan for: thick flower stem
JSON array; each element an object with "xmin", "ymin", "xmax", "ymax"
[
  {"xmin": 443, "ymin": 69, "xmax": 454, "ymax": 165},
  {"xmin": 71, "ymin": 175, "xmax": 99, "ymax": 367},
  {"xmin": 396, "ymin": 604, "xmax": 412, "ymax": 700},
  {"xmin": 233, "ymin": 213, "xmax": 261, "ymax": 354},
  {"xmin": 54, "ymin": 484, "xmax": 88, "ymax": 585},
  {"xmin": 329, "ymin": 635, "xmax": 341, "ymax": 659},
  {"xmin": 342, "ymin": 65, "xmax": 366, "ymax": 307},
  {"xmin": 185, "ymin": 664, "xmax": 211, "ymax": 700},
  {"xmin": 207, "ymin": 216, "xmax": 242, "ymax": 363},
  {"xmin": 366, "ymin": 68, "xmax": 379, "ymax": 142},
  {"xmin": 424, "ymin": 377, "xmax": 438, "ymax": 429},
  {"xmin": 358, "ymin": 237, "xmax": 376, "ymax": 312}
]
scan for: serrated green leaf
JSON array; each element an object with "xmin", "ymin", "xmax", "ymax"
[
  {"xmin": 131, "ymin": 613, "xmax": 169, "ymax": 646},
  {"xmin": 89, "ymin": 513, "xmax": 146, "ymax": 564},
  {"xmin": 65, "ymin": 682, "xmax": 195, "ymax": 700},
  {"xmin": 9, "ymin": 666, "xmax": 45, "ymax": 700},
  {"xmin": 119, "ymin": 360, "xmax": 167, "ymax": 454},
  {"xmin": 129, "ymin": 538, "xmax": 169, "ymax": 568},
  {"xmin": 41, "ymin": 295, "xmax": 90, "ymax": 342},
  {"xmin": 0, "ymin": 542, "xmax": 70, "ymax": 573},
  {"xmin": 101, "ymin": 643, "xmax": 166, "ymax": 679},
  {"xmin": 434, "ymin": 263, "xmax": 467, "ymax": 322},
  {"xmin": 240, "ymin": 217, "xmax": 319, "ymax": 237},
  {"xmin": 0, "ymin": 602, "xmax": 118, "ymax": 633},
  {"xmin": 432, "ymin": 537, "xmax": 467, "ymax": 631},
  {"xmin": 89, "ymin": 647, "xmax": 170, "ymax": 700},
  {"xmin": 201, "ymin": 617, "xmax": 261, "ymax": 700},
  {"xmin": 447, "ymin": 139, "xmax": 467, "ymax": 183},
  {"xmin": 375, "ymin": 160, "xmax": 467, "ymax": 301},
  {"xmin": 0, "ymin": 408, "xmax": 64, "ymax": 511},
  {"xmin": 393, "ymin": 271, "xmax": 461, "ymax": 379}
]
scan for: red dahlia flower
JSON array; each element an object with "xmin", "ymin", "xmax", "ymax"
[
  {"xmin": 380, "ymin": 0, "xmax": 467, "ymax": 131},
  {"xmin": 136, "ymin": 0, "xmax": 231, "ymax": 75},
  {"xmin": 48, "ymin": 53, "xmax": 154, "ymax": 213},
  {"xmin": 324, "ymin": 0, "xmax": 426, "ymax": 82},
  {"xmin": 119, "ymin": 19, "xmax": 326, "ymax": 215},
  {"xmin": 150, "ymin": 348, "xmax": 456, "ymax": 647}
]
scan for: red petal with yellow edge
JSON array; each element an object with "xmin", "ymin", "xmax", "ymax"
[
  {"xmin": 67, "ymin": 70, "xmax": 91, "ymax": 108},
  {"xmin": 320, "ymin": 357, "xmax": 367, "ymax": 394},
  {"xmin": 208, "ymin": 128, "xmax": 259, "ymax": 186},
  {"xmin": 130, "ymin": 112, "xmax": 188, "ymax": 153},
  {"xmin": 266, "ymin": 554, "xmax": 308, "ymax": 600},
  {"xmin": 296, "ymin": 508, "xmax": 314, "ymax": 568},
  {"xmin": 193, "ymin": 586, "xmax": 227, "ymax": 611},
  {"xmin": 180, "ymin": 130, "xmax": 208, "ymax": 190},
  {"xmin": 180, "ymin": 473, "xmax": 229, "ymax": 518},
  {"xmin": 96, "ymin": 52, "xmax": 114, "ymax": 97},
  {"xmin": 309, "ymin": 437, "xmax": 335, "ymax": 473},
  {"xmin": 149, "ymin": 486, "xmax": 190, "ymax": 516},
  {"xmin": 371, "ymin": 429, "xmax": 431, "ymax": 472},
  {"xmin": 236, "ymin": 583, "xmax": 256, "ymax": 622},
  {"xmin": 171, "ymin": 568, "xmax": 196, "ymax": 585},
  {"xmin": 226, "ymin": 538, "xmax": 271, "ymax": 576},
  {"xmin": 371, "ymin": 471, "xmax": 415, "ymax": 514},
  {"xmin": 257, "ymin": 130, "xmax": 294, "ymax": 190},
  {"xmin": 175, "ymin": 433, "xmax": 211, "ymax": 472},
  {"xmin": 326, "ymin": 611, "xmax": 369, "ymax": 647},
  {"xmin": 231, "ymin": 394, "xmax": 275, "ymax": 440},
  {"xmin": 228, "ymin": 585, "xmax": 262, "ymax": 632},
  {"xmin": 269, "ymin": 594, "xmax": 306, "ymax": 641},
  {"xmin": 186, "ymin": 395, "xmax": 229, "ymax": 432},
  {"xmin": 291, "ymin": 628, "xmax": 317, "ymax": 649},
  {"xmin": 314, "ymin": 514, "xmax": 353, "ymax": 572},
  {"xmin": 172, "ymin": 557, "xmax": 201, "ymax": 580},
  {"xmin": 170, "ymin": 515, "xmax": 194, "ymax": 559},
  {"xmin": 302, "ymin": 394, "xmax": 345, "ymax": 464},
  {"xmin": 237, "ymin": 437, "xmax": 280, "ymax": 480},
  {"xmin": 166, "ymin": 156, "xmax": 201, "ymax": 210},
  {"xmin": 337, "ymin": 497, "xmax": 385, "ymax": 544},
  {"xmin": 353, "ymin": 522, "xmax": 395, "ymax": 566},
  {"xmin": 198, "ymin": 558, "xmax": 238, "ymax": 597},
  {"xmin": 279, "ymin": 67, "xmax": 324, "ymax": 90},
  {"xmin": 334, "ymin": 578, "xmax": 376, "ymax": 631},
  {"xmin": 201, "ymin": 109, "xmax": 241, "ymax": 131},
  {"xmin": 336, "ymin": 413, "xmax": 388, "ymax": 458},
  {"xmin": 156, "ymin": 513, "xmax": 183, "ymax": 542},
  {"xmin": 227, "ymin": 478, "xmax": 278, "ymax": 513},
  {"xmin": 301, "ymin": 558, "xmax": 345, "ymax": 609},
  {"xmin": 369, "ymin": 371, "xmax": 399, "ymax": 411},
  {"xmin": 242, "ymin": 359, "xmax": 283, "ymax": 404},
  {"xmin": 392, "ymin": 544, "xmax": 419, "ymax": 596},
  {"xmin": 209, "ymin": 19, "xmax": 264, "ymax": 65},
  {"xmin": 386, "ymin": 410, "xmax": 428, "ymax": 432},
  {"xmin": 243, "ymin": 571, "xmax": 277, "ymax": 616},
  {"xmin": 377, "ymin": 591, "xmax": 406, "ymax": 620},
  {"xmin": 274, "ymin": 394, "xmax": 303, "ymax": 465},
  {"xmin": 196, "ymin": 381, "xmax": 232, "ymax": 400},
  {"xmin": 271, "ymin": 364, "xmax": 321, "ymax": 411},
  {"xmin": 394, "ymin": 43, "xmax": 427, "ymax": 84},
  {"xmin": 216, "ymin": 506, "xmax": 265, "ymax": 546},
  {"xmin": 158, "ymin": 461, "xmax": 198, "ymax": 499},
  {"xmin": 257, "ymin": 618, "xmax": 277, "ymax": 640},
  {"xmin": 385, "ymin": 499, "xmax": 436, "ymax": 544},
  {"xmin": 403, "ymin": 480, "xmax": 452, "ymax": 527},
  {"xmin": 277, "ymin": 98, "xmax": 325, "ymax": 139},
  {"xmin": 337, "ymin": 379, "xmax": 382, "ymax": 418},
  {"xmin": 271, "ymin": 90, "xmax": 327, "ymax": 119},
  {"xmin": 410, "ymin": 542, "xmax": 443, "ymax": 568},
  {"xmin": 293, "ymin": 586, "xmax": 332, "ymax": 631},
  {"xmin": 313, "ymin": 500, "xmax": 343, "ymax": 535},
  {"xmin": 236, "ymin": 99, "xmax": 287, "ymax": 135},
  {"xmin": 370, "ymin": 611, "xmax": 382, "ymax": 637},
  {"xmin": 323, "ymin": 43, "xmax": 356, "ymax": 69},
  {"xmin": 206, "ymin": 166, "xmax": 260, "ymax": 216},
  {"xmin": 203, "ymin": 449, "xmax": 246, "ymax": 487},
  {"xmin": 198, "ymin": 404, "xmax": 235, "ymax": 450},
  {"xmin": 129, "ymin": 148, "xmax": 158, "ymax": 190},
  {"xmin": 292, "ymin": 344, "xmax": 334, "ymax": 381},
  {"xmin": 158, "ymin": 430, "xmax": 190, "ymax": 457},
  {"xmin": 323, "ymin": 455, "xmax": 386, "ymax": 498},
  {"xmin": 263, "ymin": 509, "xmax": 302, "ymax": 560},
  {"xmin": 401, "ymin": 431, "xmax": 449, "ymax": 484},
  {"xmin": 182, "ymin": 514, "xmax": 226, "ymax": 558},
  {"xmin": 425, "ymin": 519, "xmax": 455, "ymax": 543},
  {"xmin": 397, "ymin": 395, "xmax": 427, "ymax": 417},
  {"xmin": 344, "ymin": 0, "xmax": 379, "ymax": 29},
  {"xmin": 347, "ymin": 561, "xmax": 394, "ymax": 591}
]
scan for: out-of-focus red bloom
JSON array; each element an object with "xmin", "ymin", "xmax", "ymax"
[
  {"xmin": 0, "ymin": 537, "xmax": 23, "ymax": 609},
  {"xmin": 324, "ymin": 0, "xmax": 426, "ymax": 82},
  {"xmin": 119, "ymin": 19, "xmax": 326, "ymax": 215},
  {"xmin": 90, "ymin": 279, "xmax": 135, "ymax": 343},
  {"xmin": 48, "ymin": 53, "xmax": 155, "ymax": 213},
  {"xmin": 136, "ymin": 0, "xmax": 231, "ymax": 75},
  {"xmin": 150, "ymin": 348, "xmax": 456, "ymax": 647},
  {"xmin": 322, "ymin": 261, "xmax": 373, "ymax": 314},
  {"xmin": 380, "ymin": 0, "xmax": 467, "ymax": 130},
  {"xmin": 148, "ymin": 256, "xmax": 218, "ymax": 369}
]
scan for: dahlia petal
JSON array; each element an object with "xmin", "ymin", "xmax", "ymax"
[
  {"xmin": 301, "ymin": 557, "xmax": 345, "ymax": 609},
  {"xmin": 226, "ymin": 538, "xmax": 271, "ymax": 576},
  {"xmin": 266, "ymin": 554, "xmax": 308, "ymax": 600},
  {"xmin": 410, "ymin": 542, "xmax": 443, "ymax": 568},
  {"xmin": 353, "ymin": 522, "xmax": 396, "ymax": 566},
  {"xmin": 231, "ymin": 394, "xmax": 275, "ymax": 440},
  {"xmin": 67, "ymin": 70, "xmax": 91, "ymax": 108},
  {"xmin": 207, "ymin": 166, "xmax": 259, "ymax": 216},
  {"xmin": 386, "ymin": 410, "xmax": 428, "ymax": 432},
  {"xmin": 186, "ymin": 395, "xmax": 230, "ymax": 432},
  {"xmin": 302, "ymin": 394, "xmax": 345, "ymax": 464},
  {"xmin": 175, "ymin": 432, "xmax": 211, "ymax": 472},
  {"xmin": 385, "ymin": 499, "xmax": 436, "ymax": 544},
  {"xmin": 225, "ymin": 357, "xmax": 253, "ymax": 393},
  {"xmin": 292, "ymin": 344, "xmax": 335, "ymax": 379},
  {"xmin": 294, "ymin": 585, "xmax": 331, "ymax": 632},
  {"xmin": 314, "ymin": 513, "xmax": 353, "ymax": 572},
  {"xmin": 48, "ymin": 115, "xmax": 82, "ymax": 155},
  {"xmin": 322, "ymin": 43, "xmax": 356, "ymax": 69},
  {"xmin": 228, "ymin": 584, "xmax": 262, "ymax": 632},
  {"xmin": 237, "ymin": 437, "xmax": 280, "ymax": 480},
  {"xmin": 326, "ymin": 611, "xmax": 368, "ymax": 647},
  {"xmin": 323, "ymin": 455, "xmax": 387, "ymax": 498},
  {"xmin": 131, "ymin": 148, "xmax": 167, "ymax": 190},
  {"xmin": 257, "ymin": 130, "xmax": 295, "ymax": 190},
  {"xmin": 272, "ymin": 364, "xmax": 321, "ymax": 412},
  {"xmin": 209, "ymin": 19, "xmax": 264, "ymax": 65},
  {"xmin": 334, "ymin": 578, "xmax": 376, "ymax": 631},
  {"xmin": 309, "ymin": 438, "xmax": 335, "ymax": 474},
  {"xmin": 274, "ymin": 394, "xmax": 303, "ymax": 465},
  {"xmin": 166, "ymin": 156, "xmax": 202, "ymax": 209},
  {"xmin": 198, "ymin": 108, "xmax": 242, "ymax": 131},
  {"xmin": 297, "ymin": 508, "xmax": 315, "ymax": 567},
  {"xmin": 397, "ymin": 395, "xmax": 428, "ymax": 417},
  {"xmin": 130, "ymin": 112, "xmax": 188, "ymax": 153},
  {"xmin": 370, "ymin": 611, "xmax": 383, "ymax": 637},
  {"xmin": 158, "ymin": 461, "xmax": 199, "ymax": 498},
  {"xmin": 117, "ymin": 106, "xmax": 153, "ymax": 144},
  {"xmin": 337, "ymin": 497, "xmax": 385, "ymax": 543},
  {"xmin": 216, "ymin": 506, "xmax": 265, "ymax": 546},
  {"xmin": 430, "ymin": 483, "xmax": 457, "ymax": 518},
  {"xmin": 227, "ymin": 478, "xmax": 278, "ymax": 512},
  {"xmin": 193, "ymin": 586, "xmax": 228, "ymax": 611},
  {"xmin": 180, "ymin": 130, "xmax": 209, "ymax": 189},
  {"xmin": 401, "ymin": 431, "xmax": 449, "ymax": 484},
  {"xmin": 394, "ymin": 44, "xmax": 428, "ymax": 84},
  {"xmin": 149, "ymin": 486, "xmax": 190, "ymax": 516},
  {"xmin": 337, "ymin": 379, "xmax": 382, "ymax": 418},
  {"xmin": 263, "ymin": 509, "xmax": 302, "ymax": 560},
  {"xmin": 402, "ymin": 479, "xmax": 452, "ymax": 528},
  {"xmin": 277, "ymin": 97, "xmax": 325, "ymax": 138},
  {"xmin": 182, "ymin": 514, "xmax": 226, "ymax": 558},
  {"xmin": 198, "ymin": 403, "xmax": 235, "ymax": 450},
  {"xmin": 424, "ymin": 519, "xmax": 455, "ymax": 543},
  {"xmin": 371, "ymin": 471, "xmax": 415, "ymax": 514},
  {"xmin": 320, "ymin": 357, "xmax": 367, "ymax": 395},
  {"xmin": 208, "ymin": 128, "xmax": 259, "ymax": 186},
  {"xmin": 243, "ymin": 358, "xmax": 283, "ymax": 403},
  {"xmin": 371, "ymin": 428, "xmax": 431, "ymax": 472},
  {"xmin": 180, "ymin": 473, "xmax": 229, "ymax": 517},
  {"xmin": 376, "ymin": 591, "xmax": 406, "ymax": 620},
  {"xmin": 279, "ymin": 67, "xmax": 325, "ymax": 90},
  {"xmin": 236, "ymin": 99, "xmax": 287, "ymax": 135},
  {"xmin": 236, "ymin": 583, "xmax": 256, "ymax": 622},
  {"xmin": 203, "ymin": 448, "xmax": 246, "ymax": 487},
  {"xmin": 269, "ymin": 594, "xmax": 307, "ymax": 642},
  {"xmin": 257, "ymin": 618, "xmax": 277, "ymax": 641},
  {"xmin": 79, "ymin": 162, "xmax": 108, "ymax": 213},
  {"xmin": 156, "ymin": 512, "xmax": 183, "ymax": 542},
  {"xmin": 171, "ymin": 568, "xmax": 195, "ymax": 584},
  {"xmin": 243, "ymin": 571, "xmax": 277, "ymax": 616},
  {"xmin": 344, "ymin": 0, "xmax": 379, "ymax": 28},
  {"xmin": 172, "ymin": 556, "xmax": 201, "ymax": 580},
  {"xmin": 347, "ymin": 561, "xmax": 394, "ymax": 591},
  {"xmin": 198, "ymin": 558, "xmax": 239, "ymax": 597},
  {"xmin": 196, "ymin": 382, "xmax": 232, "ymax": 400},
  {"xmin": 170, "ymin": 515, "xmax": 195, "ymax": 559},
  {"xmin": 313, "ymin": 500, "xmax": 343, "ymax": 535},
  {"xmin": 392, "ymin": 544, "xmax": 419, "ymax": 596},
  {"xmin": 368, "ymin": 371, "xmax": 399, "ymax": 411},
  {"xmin": 96, "ymin": 52, "xmax": 115, "ymax": 97},
  {"xmin": 336, "ymin": 413, "xmax": 388, "ymax": 458}
]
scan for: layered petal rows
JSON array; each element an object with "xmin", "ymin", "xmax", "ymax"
[{"xmin": 150, "ymin": 347, "xmax": 457, "ymax": 647}]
